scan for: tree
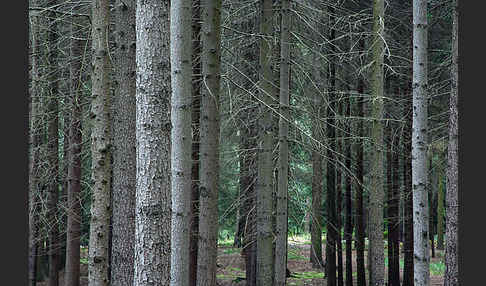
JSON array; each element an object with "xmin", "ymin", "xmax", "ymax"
[
  {"xmin": 368, "ymin": 0, "xmax": 385, "ymax": 284},
  {"xmin": 64, "ymin": 6, "xmax": 85, "ymax": 286},
  {"xmin": 445, "ymin": 0, "xmax": 458, "ymax": 285},
  {"xmin": 196, "ymin": 0, "xmax": 222, "ymax": 283},
  {"xmin": 412, "ymin": 0, "xmax": 430, "ymax": 283},
  {"xmin": 134, "ymin": 0, "xmax": 171, "ymax": 284},
  {"xmin": 275, "ymin": 0, "xmax": 290, "ymax": 283},
  {"xmin": 326, "ymin": 5, "xmax": 337, "ymax": 285},
  {"xmin": 87, "ymin": 0, "xmax": 112, "ymax": 284},
  {"xmin": 354, "ymin": 37, "xmax": 367, "ymax": 286},
  {"xmin": 45, "ymin": 3, "xmax": 61, "ymax": 285},
  {"xmin": 29, "ymin": 3, "xmax": 43, "ymax": 282},
  {"xmin": 256, "ymin": 0, "xmax": 274, "ymax": 284},
  {"xmin": 344, "ymin": 97, "xmax": 353, "ymax": 286},
  {"xmin": 110, "ymin": 0, "xmax": 136, "ymax": 284},
  {"xmin": 189, "ymin": 0, "xmax": 202, "ymax": 283},
  {"xmin": 169, "ymin": 0, "xmax": 193, "ymax": 284}
]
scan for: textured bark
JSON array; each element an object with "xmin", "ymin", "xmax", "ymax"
[
  {"xmin": 444, "ymin": 0, "xmax": 458, "ymax": 284},
  {"xmin": 344, "ymin": 99, "xmax": 353, "ymax": 286},
  {"xmin": 326, "ymin": 6, "xmax": 337, "ymax": 285},
  {"xmin": 88, "ymin": 0, "xmax": 112, "ymax": 284},
  {"xmin": 196, "ymin": 0, "xmax": 221, "ymax": 284},
  {"xmin": 29, "ymin": 5, "xmax": 42, "ymax": 283},
  {"xmin": 256, "ymin": 0, "xmax": 274, "ymax": 284},
  {"xmin": 275, "ymin": 1, "xmax": 290, "ymax": 284},
  {"xmin": 387, "ymin": 114, "xmax": 400, "ymax": 286},
  {"xmin": 111, "ymin": 0, "xmax": 136, "ymax": 284},
  {"xmin": 189, "ymin": 0, "xmax": 201, "ymax": 283},
  {"xmin": 354, "ymin": 43, "xmax": 366, "ymax": 286},
  {"xmin": 412, "ymin": 0, "xmax": 430, "ymax": 284},
  {"xmin": 368, "ymin": 0, "xmax": 385, "ymax": 284},
  {"xmin": 336, "ymin": 101, "xmax": 343, "ymax": 286},
  {"xmin": 310, "ymin": 57, "xmax": 323, "ymax": 269},
  {"xmin": 134, "ymin": 0, "xmax": 171, "ymax": 284},
  {"xmin": 403, "ymin": 85, "xmax": 414, "ymax": 286},
  {"xmin": 170, "ymin": 0, "xmax": 193, "ymax": 284},
  {"xmin": 64, "ymin": 12, "xmax": 84, "ymax": 286},
  {"xmin": 429, "ymin": 153, "xmax": 436, "ymax": 259},
  {"xmin": 46, "ymin": 2, "xmax": 60, "ymax": 282}
]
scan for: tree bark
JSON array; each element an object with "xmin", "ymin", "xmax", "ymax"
[
  {"xmin": 437, "ymin": 164, "xmax": 444, "ymax": 250},
  {"xmin": 326, "ymin": 6, "xmax": 337, "ymax": 285},
  {"xmin": 354, "ymin": 39, "xmax": 366, "ymax": 286},
  {"xmin": 169, "ymin": 0, "xmax": 193, "ymax": 284},
  {"xmin": 189, "ymin": 0, "xmax": 201, "ymax": 283},
  {"xmin": 64, "ymin": 10, "xmax": 85, "ymax": 286},
  {"xmin": 445, "ymin": 0, "xmax": 458, "ymax": 285},
  {"xmin": 336, "ymin": 101, "xmax": 344, "ymax": 286},
  {"xmin": 134, "ymin": 0, "xmax": 171, "ymax": 284},
  {"xmin": 403, "ymin": 84, "xmax": 414, "ymax": 286},
  {"xmin": 88, "ymin": 0, "xmax": 112, "ymax": 284},
  {"xmin": 29, "ymin": 4, "xmax": 42, "ymax": 282},
  {"xmin": 369, "ymin": 0, "xmax": 385, "ymax": 284},
  {"xmin": 256, "ymin": 0, "xmax": 274, "ymax": 284},
  {"xmin": 275, "ymin": 0, "xmax": 290, "ymax": 284},
  {"xmin": 111, "ymin": 0, "xmax": 136, "ymax": 284},
  {"xmin": 196, "ymin": 0, "xmax": 222, "ymax": 283},
  {"xmin": 344, "ymin": 98, "xmax": 353, "ymax": 286},
  {"xmin": 412, "ymin": 0, "xmax": 430, "ymax": 284}
]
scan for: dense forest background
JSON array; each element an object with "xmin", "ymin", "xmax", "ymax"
[{"xmin": 27, "ymin": 0, "xmax": 459, "ymax": 285}]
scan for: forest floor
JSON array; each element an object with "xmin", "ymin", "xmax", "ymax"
[
  {"xmin": 38, "ymin": 235, "xmax": 444, "ymax": 285},
  {"xmin": 216, "ymin": 234, "xmax": 445, "ymax": 286}
]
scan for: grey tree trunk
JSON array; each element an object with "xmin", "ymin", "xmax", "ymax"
[
  {"xmin": 111, "ymin": 0, "xmax": 136, "ymax": 284},
  {"xmin": 256, "ymin": 0, "xmax": 274, "ymax": 284},
  {"xmin": 64, "ymin": 11, "xmax": 85, "ymax": 286},
  {"xmin": 368, "ymin": 0, "xmax": 385, "ymax": 284},
  {"xmin": 46, "ymin": 2, "xmax": 60, "ymax": 283},
  {"xmin": 355, "ymin": 40, "xmax": 366, "ymax": 286},
  {"xmin": 134, "ymin": 0, "xmax": 171, "ymax": 284},
  {"xmin": 412, "ymin": 0, "xmax": 430, "ymax": 284},
  {"xmin": 275, "ymin": 0, "xmax": 290, "ymax": 283},
  {"xmin": 445, "ymin": 0, "xmax": 458, "ymax": 285},
  {"xmin": 336, "ymin": 101, "xmax": 343, "ymax": 286},
  {"xmin": 169, "ymin": 0, "xmax": 193, "ymax": 284},
  {"xmin": 88, "ymin": 0, "xmax": 112, "ymax": 284},
  {"xmin": 196, "ymin": 0, "xmax": 222, "ymax": 284},
  {"xmin": 29, "ymin": 5, "xmax": 42, "ymax": 283},
  {"xmin": 344, "ymin": 98, "xmax": 353, "ymax": 286}
]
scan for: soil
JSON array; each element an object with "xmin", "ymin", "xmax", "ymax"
[{"xmin": 38, "ymin": 241, "xmax": 444, "ymax": 285}]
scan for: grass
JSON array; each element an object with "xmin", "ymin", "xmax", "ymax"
[
  {"xmin": 291, "ymin": 271, "xmax": 325, "ymax": 279},
  {"xmin": 430, "ymin": 260, "xmax": 445, "ymax": 275},
  {"xmin": 288, "ymin": 247, "xmax": 306, "ymax": 260}
]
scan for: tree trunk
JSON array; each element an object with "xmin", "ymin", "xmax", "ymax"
[
  {"xmin": 45, "ymin": 3, "xmax": 61, "ymax": 285},
  {"xmin": 403, "ymin": 84, "xmax": 414, "ymax": 286},
  {"xmin": 310, "ymin": 57, "xmax": 323, "ymax": 269},
  {"xmin": 111, "ymin": 0, "xmax": 136, "ymax": 284},
  {"xmin": 29, "ymin": 4, "xmax": 42, "ymax": 282},
  {"xmin": 387, "ymin": 106, "xmax": 400, "ymax": 286},
  {"xmin": 344, "ymin": 98, "xmax": 353, "ymax": 286},
  {"xmin": 64, "ymin": 11, "xmax": 85, "ymax": 286},
  {"xmin": 169, "ymin": 0, "xmax": 193, "ymax": 284},
  {"xmin": 336, "ymin": 101, "xmax": 344, "ymax": 286},
  {"xmin": 326, "ymin": 6, "xmax": 337, "ymax": 285},
  {"xmin": 256, "ymin": 0, "xmax": 274, "ymax": 284},
  {"xmin": 369, "ymin": 0, "xmax": 385, "ymax": 284},
  {"xmin": 412, "ymin": 0, "xmax": 430, "ymax": 284},
  {"xmin": 275, "ymin": 0, "xmax": 290, "ymax": 283},
  {"xmin": 196, "ymin": 0, "xmax": 222, "ymax": 283},
  {"xmin": 445, "ymin": 0, "xmax": 458, "ymax": 284},
  {"xmin": 189, "ymin": 0, "xmax": 201, "ymax": 283},
  {"xmin": 134, "ymin": 0, "xmax": 171, "ymax": 284},
  {"xmin": 88, "ymin": 0, "xmax": 112, "ymax": 284},
  {"xmin": 354, "ymin": 40, "xmax": 366, "ymax": 286}
]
